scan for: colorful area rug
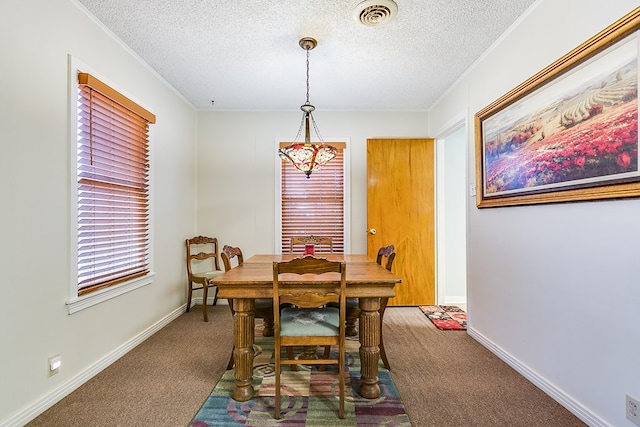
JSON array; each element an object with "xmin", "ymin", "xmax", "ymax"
[
  {"xmin": 419, "ymin": 305, "xmax": 467, "ymax": 330},
  {"xmin": 190, "ymin": 329, "xmax": 411, "ymax": 426}
]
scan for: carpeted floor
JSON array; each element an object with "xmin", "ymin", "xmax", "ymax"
[{"xmin": 26, "ymin": 305, "xmax": 586, "ymax": 427}]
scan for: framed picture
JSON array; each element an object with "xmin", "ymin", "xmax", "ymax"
[{"xmin": 475, "ymin": 8, "xmax": 640, "ymax": 208}]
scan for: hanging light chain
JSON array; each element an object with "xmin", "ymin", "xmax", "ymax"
[
  {"xmin": 305, "ymin": 48, "xmax": 311, "ymax": 104},
  {"xmin": 310, "ymin": 112, "xmax": 324, "ymax": 142},
  {"xmin": 304, "ymin": 42, "xmax": 323, "ymax": 142},
  {"xmin": 294, "ymin": 114, "xmax": 305, "ymax": 142}
]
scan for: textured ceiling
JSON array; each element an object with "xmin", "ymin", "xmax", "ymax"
[{"xmin": 77, "ymin": 0, "xmax": 537, "ymax": 111}]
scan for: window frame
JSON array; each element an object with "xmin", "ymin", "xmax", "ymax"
[
  {"xmin": 66, "ymin": 56, "xmax": 155, "ymax": 314},
  {"xmin": 275, "ymin": 137, "xmax": 351, "ymax": 254}
]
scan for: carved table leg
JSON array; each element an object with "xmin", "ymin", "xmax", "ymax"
[
  {"xmin": 345, "ymin": 310, "xmax": 360, "ymax": 336},
  {"xmin": 232, "ymin": 298, "xmax": 255, "ymax": 401},
  {"xmin": 358, "ymin": 297, "xmax": 381, "ymax": 399},
  {"xmin": 262, "ymin": 318, "xmax": 274, "ymax": 337}
]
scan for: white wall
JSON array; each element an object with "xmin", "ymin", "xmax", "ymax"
[
  {"xmin": 196, "ymin": 111, "xmax": 429, "ymax": 256},
  {"xmin": 429, "ymin": 1, "xmax": 640, "ymax": 425},
  {"xmin": 0, "ymin": 1, "xmax": 198, "ymax": 424}
]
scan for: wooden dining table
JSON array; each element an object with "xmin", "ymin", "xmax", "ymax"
[{"xmin": 211, "ymin": 254, "xmax": 401, "ymax": 402}]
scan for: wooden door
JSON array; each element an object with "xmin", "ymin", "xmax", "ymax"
[{"xmin": 367, "ymin": 138, "xmax": 435, "ymax": 305}]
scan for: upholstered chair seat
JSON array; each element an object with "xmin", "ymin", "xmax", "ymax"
[{"xmin": 280, "ymin": 307, "xmax": 340, "ymax": 336}]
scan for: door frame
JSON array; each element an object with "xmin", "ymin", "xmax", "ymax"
[{"xmin": 434, "ymin": 115, "xmax": 469, "ymax": 305}]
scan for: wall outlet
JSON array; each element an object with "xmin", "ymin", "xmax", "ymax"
[
  {"xmin": 469, "ymin": 183, "xmax": 476, "ymax": 197},
  {"xmin": 628, "ymin": 394, "xmax": 640, "ymax": 426},
  {"xmin": 48, "ymin": 354, "xmax": 61, "ymax": 377}
]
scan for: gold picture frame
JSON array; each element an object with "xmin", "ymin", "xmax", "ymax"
[{"xmin": 475, "ymin": 7, "xmax": 640, "ymax": 208}]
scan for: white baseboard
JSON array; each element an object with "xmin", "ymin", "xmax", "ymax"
[
  {"xmin": 191, "ymin": 296, "xmax": 228, "ymax": 306},
  {"xmin": 467, "ymin": 326, "xmax": 605, "ymax": 427},
  {"xmin": 4, "ymin": 306, "xmax": 185, "ymax": 427},
  {"xmin": 442, "ymin": 296, "xmax": 466, "ymax": 304}
]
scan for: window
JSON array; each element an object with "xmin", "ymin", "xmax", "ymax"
[
  {"xmin": 280, "ymin": 143, "xmax": 346, "ymax": 253},
  {"xmin": 75, "ymin": 72, "xmax": 156, "ymax": 297}
]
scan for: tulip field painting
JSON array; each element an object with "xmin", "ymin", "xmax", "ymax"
[{"xmin": 478, "ymin": 30, "xmax": 639, "ymax": 205}]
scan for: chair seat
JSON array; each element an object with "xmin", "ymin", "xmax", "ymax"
[
  {"xmin": 192, "ymin": 270, "xmax": 223, "ymax": 280},
  {"xmin": 280, "ymin": 307, "xmax": 339, "ymax": 336}
]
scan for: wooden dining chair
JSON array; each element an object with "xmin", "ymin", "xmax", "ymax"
[
  {"xmin": 272, "ymin": 256, "xmax": 347, "ymax": 419},
  {"xmin": 289, "ymin": 235, "xmax": 334, "ymax": 255},
  {"xmin": 343, "ymin": 245, "xmax": 396, "ymax": 339},
  {"xmin": 376, "ymin": 244, "xmax": 396, "ymax": 271},
  {"xmin": 221, "ymin": 244, "xmax": 244, "ymax": 272},
  {"xmin": 185, "ymin": 236, "xmax": 224, "ymax": 322},
  {"xmin": 376, "ymin": 245, "xmax": 396, "ymax": 370},
  {"xmin": 221, "ymin": 245, "xmax": 274, "ymax": 369},
  {"xmin": 342, "ymin": 244, "xmax": 396, "ymax": 369}
]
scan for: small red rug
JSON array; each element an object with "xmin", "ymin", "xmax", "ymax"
[{"xmin": 419, "ymin": 305, "xmax": 467, "ymax": 330}]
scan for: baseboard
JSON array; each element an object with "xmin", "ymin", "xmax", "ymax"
[
  {"xmin": 467, "ymin": 326, "xmax": 605, "ymax": 427},
  {"xmin": 441, "ymin": 296, "xmax": 466, "ymax": 304},
  {"xmin": 4, "ymin": 305, "xmax": 185, "ymax": 427},
  {"xmin": 191, "ymin": 295, "xmax": 228, "ymax": 306}
]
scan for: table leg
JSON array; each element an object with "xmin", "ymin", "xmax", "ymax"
[
  {"xmin": 232, "ymin": 298, "xmax": 255, "ymax": 401},
  {"xmin": 358, "ymin": 297, "xmax": 381, "ymax": 398}
]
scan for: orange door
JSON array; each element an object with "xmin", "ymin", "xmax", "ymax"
[{"xmin": 367, "ymin": 138, "xmax": 435, "ymax": 305}]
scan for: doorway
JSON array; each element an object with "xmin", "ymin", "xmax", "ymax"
[{"xmin": 435, "ymin": 124, "xmax": 467, "ymax": 305}]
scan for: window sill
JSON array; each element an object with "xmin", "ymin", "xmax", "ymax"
[{"xmin": 66, "ymin": 272, "xmax": 155, "ymax": 314}]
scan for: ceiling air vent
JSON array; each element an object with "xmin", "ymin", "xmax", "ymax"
[{"xmin": 353, "ymin": 0, "xmax": 398, "ymax": 27}]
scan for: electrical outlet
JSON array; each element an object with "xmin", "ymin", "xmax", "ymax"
[
  {"xmin": 628, "ymin": 394, "xmax": 640, "ymax": 426},
  {"xmin": 469, "ymin": 183, "xmax": 476, "ymax": 196}
]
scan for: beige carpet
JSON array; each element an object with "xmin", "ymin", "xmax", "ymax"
[{"xmin": 27, "ymin": 305, "xmax": 585, "ymax": 427}]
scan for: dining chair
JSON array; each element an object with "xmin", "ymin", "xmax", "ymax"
[
  {"xmin": 221, "ymin": 245, "xmax": 274, "ymax": 369},
  {"xmin": 289, "ymin": 235, "xmax": 333, "ymax": 255},
  {"xmin": 343, "ymin": 245, "xmax": 396, "ymax": 339},
  {"xmin": 272, "ymin": 256, "xmax": 346, "ymax": 419},
  {"xmin": 342, "ymin": 244, "xmax": 396, "ymax": 369},
  {"xmin": 185, "ymin": 236, "xmax": 224, "ymax": 322},
  {"xmin": 375, "ymin": 245, "xmax": 396, "ymax": 370}
]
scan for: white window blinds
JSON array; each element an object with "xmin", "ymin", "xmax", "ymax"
[{"xmin": 281, "ymin": 145, "xmax": 345, "ymax": 254}]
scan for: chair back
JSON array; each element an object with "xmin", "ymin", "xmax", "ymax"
[
  {"xmin": 221, "ymin": 245, "xmax": 244, "ymax": 272},
  {"xmin": 186, "ymin": 236, "xmax": 221, "ymax": 279},
  {"xmin": 375, "ymin": 244, "xmax": 396, "ymax": 370},
  {"xmin": 185, "ymin": 236, "xmax": 222, "ymax": 322},
  {"xmin": 274, "ymin": 256, "xmax": 345, "ymax": 308},
  {"xmin": 376, "ymin": 244, "xmax": 396, "ymax": 271},
  {"xmin": 289, "ymin": 235, "xmax": 334, "ymax": 254},
  {"xmin": 272, "ymin": 255, "xmax": 347, "ymax": 419}
]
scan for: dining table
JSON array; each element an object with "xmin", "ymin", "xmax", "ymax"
[{"xmin": 211, "ymin": 253, "xmax": 401, "ymax": 402}]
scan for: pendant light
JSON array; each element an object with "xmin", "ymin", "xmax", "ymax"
[{"xmin": 278, "ymin": 37, "xmax": 336, "ymax": 179}]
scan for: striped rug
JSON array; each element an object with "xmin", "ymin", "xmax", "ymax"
[{"xmin": 189, "ymin": 329, "xmax": 411, "ymax": 426}]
